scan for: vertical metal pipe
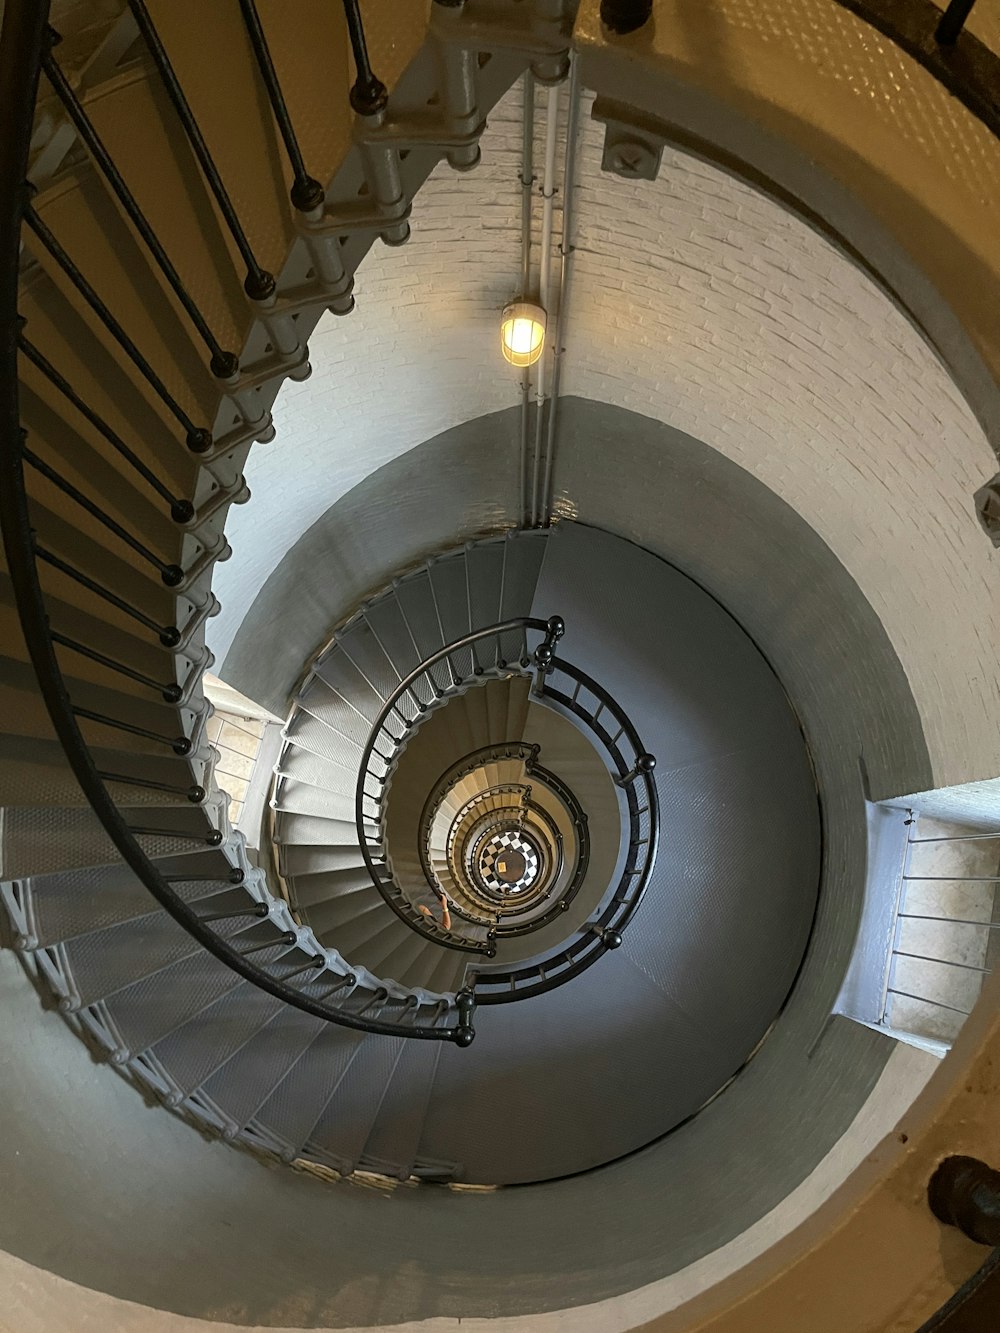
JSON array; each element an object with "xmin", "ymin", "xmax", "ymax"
[
  {"xmin": 540, "ymin": 56, "xmax": 581, "ymax": 527},
  {"xmin": 440, "ymin": 45, "xmax": 480, "ymax": 171},
  {"xmin": 520, "ymin": 377, "xmax": 531, "ymax": 529},
  {"xmin": 520, "ymin": 72, "xmax": 535, "ymax": 295},
  {"xmin": 518, "ymin": 71, "xmax": 535, "ymax": 529},
  {"xmin": 530, "ymin": 83, "xmax": 560, "ymax": 528},
  {"xmin": 537, "ymin": 84, "xmax": 560, "ymax": 320}
]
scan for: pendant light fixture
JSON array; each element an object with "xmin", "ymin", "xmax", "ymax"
[{"xmin": 500, "ymin": 300, "xmax": 546, "ymax": 367}]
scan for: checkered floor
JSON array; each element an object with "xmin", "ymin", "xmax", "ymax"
[{"xmin": 478, "ymin": 829, "xmax": 540, "ymax": 894}]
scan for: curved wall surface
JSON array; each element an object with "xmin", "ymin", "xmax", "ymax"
[
  {"xmin": 213, "ymin": 80, "xmax": 999, "ymax": 796},
  {"xmin": 185, "ymin": 402, "xmax": 929, "ymax": 1312},
  {"xmin": 5, "ymin": 5, "xmax": 999, "ymax": 1330},
  {"xmin": 0, "ymin": 939, "xmax": 933, "ymax": 1331}
]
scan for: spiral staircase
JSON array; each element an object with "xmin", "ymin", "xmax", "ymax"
[{"xmin": 2, "ymin": 0, "xmax": 1000, "ymax": 1330}]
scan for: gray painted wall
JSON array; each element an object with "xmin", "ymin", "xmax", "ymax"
[
  {"xmin": 105, "ymin": 397, "xmax": 933, "ymax": 1323},
  {"xmin": 0, "ymin": 948, "xmax": 893, "ymax": 1328},
  {"xmin": 222, "ymin": 410, "xmax": 520, "ymax": 717},
  {"xmin": 225, "ymin": 398, "xmax": 931, "ymax": 803}
]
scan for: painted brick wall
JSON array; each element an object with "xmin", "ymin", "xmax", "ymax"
[
  {"xmin": 216, "ymin": 82, "xmax": 1000, "ymax": 792},
  {"xmin": 560, "ymin": 99, "xmax": 1000, "ymax": 791}
]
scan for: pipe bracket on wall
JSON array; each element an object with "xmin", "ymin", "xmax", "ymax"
[{"xmin": 592, "ymin": 98, "xmax": 665, "ymax": 182}]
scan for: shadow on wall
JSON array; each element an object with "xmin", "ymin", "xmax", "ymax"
[
  {"xmin": 215, "ymin": 410, "xmax": 521, "ymax": 709},
  {"xmin": 224, "ymin": 398, "xmax": 932, "ymax": 802}
]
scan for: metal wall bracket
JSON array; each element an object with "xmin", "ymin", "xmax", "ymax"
[{"xmin": 592, "ymin": 97, "xmax": 664, "ymax": 181}]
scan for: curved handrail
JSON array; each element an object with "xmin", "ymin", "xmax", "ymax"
[
  {"xmin": 354, "ymin": 618, "xmax": 552, "ymax": 952},
  {"xmin": 0, "ymin": 0, "xmax": 466, "ymax": 1045},
  {"xmin": 355, "ymin": 617, "xmax": 659, "ymax": 1002},
  {"xmin": 470, "ymin": 649, "xmax": 660, "ymax": 1004},
  {"xmin": 416, "ymin": 742, "xmax": 589, "ymax": 935}
]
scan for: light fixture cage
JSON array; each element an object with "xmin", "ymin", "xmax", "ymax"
[{"xmin": 501, "ymin": 301, "xmax": 546, "ymax": 368}]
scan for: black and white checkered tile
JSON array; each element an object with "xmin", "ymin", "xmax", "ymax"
[{"xmin": 478, "ymin": 829, "xmax": 540, "ymax": 894}]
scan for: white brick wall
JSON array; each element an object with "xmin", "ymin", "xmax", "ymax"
[{"xmin": 215, "ymin": 82, "xmax": 1000, "ymax": 791}]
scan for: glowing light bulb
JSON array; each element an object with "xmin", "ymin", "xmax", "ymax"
[{"xmin": 500, "ymin": 301, "xmax": 546, "ymax": 367}]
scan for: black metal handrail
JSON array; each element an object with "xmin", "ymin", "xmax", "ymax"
[
  {"xmin": 448, "ymin": 792, "xmax": 561, "ymax": 920},
  {"xmin": 470, "ymin": 648, "xmax": 660, "ymax": 1005},
  {"xmin": 0, "ymin": 0, "xmax": 469, "ymax": 1044},
  {"xmin": 355, "ymin": 616, "xmax": 659, "ymax": 1003},
  {"xmin": 418, "ymin": 743, "xmax": 589, "ymax": 934},
  {"xmin": 355, "ymin": 618, "xmax": 553, "ymax": 953},
  {"xmin": 4, "ymin": 0, "xmax": 986, "ymax": 1053}
]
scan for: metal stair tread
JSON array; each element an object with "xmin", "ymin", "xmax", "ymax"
[
  {"xmin": 148, "ymin": 980, "xmax": 287, "ymax": 1098},
  {"xmin": 273, "ymin": 810, "xmax": 360, "ymax": 847},
  {"xmin": 302, "ymin": 1035, "xmax": 406, "ymax": 1174},
  {"xmin": 100, "ymin": 947, "xmax": 244, "ymax": 1057},
  {"xmin": 197, "ymin": 1007, "xmax": 330, "ymax": 1129},
  {"xmin": 280, "ymin": 843, "xmax": 367, "ymax": 878},
  {"xmin": 358, "ymin": 1039, "xmax": 443, "ymax": 1180},
  {"xmin": 248, "ymin": 1025, "xmax": 369, "ymax": 1160},
  {"xmin": 289, "ymin": 867, "xmax": 374, "ymax": 912}
]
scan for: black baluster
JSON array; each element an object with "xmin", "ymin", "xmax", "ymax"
[
  {"xmin": 239, "ymin": 930, "xmax": 296, "ymax": 954},
  {"xmin": 22, "ymin": 444, "xmax": 184, "ymax": 585},
  {"xmin": 128, "ymin": 825, "xmax": 224, "ymax": 845},
  {"xmin": 358, "ymin": 987, "xmax": 389, "ymax": 1016},
  {"xmin": 936, "ymin": 0, "xmax": 978, "ymax": 44},
  {"xmin": 34, "ymin": 547, "xmax": 181, "ymax": 645},
  {"xmin": 41, "ymin": 31, "xmax": 239, "ymax": 377},
  {"xmin": 165, "ymin": 868, "xmax": 245, "ymax": 885},
  {"xmin": 321, "ymin": 971, "xmax": 358, "ymax": 993},
  {"xmin": 22, "ymin": 208, "xmax": 213, "ymax": 453},
  {"xmin": 54, "ymin": 629, "xmax": 185, "ymax": 703},
  {"xmin": 128, "ymin": 0, "xmax": 275, "ymax": 303},
  {"xmin": 275, "ymin": 954, "xmax": 327, "ymax": 981},
  {"xmin": 198, "ymin": 903, "xmax": 269, "ymax": 924},
  {"xmin": 96, "ymin": 770, "xmax": 205, "ymax": 802},
  {"xmin": 72, "ymin": 706, "xmax": 193, "ymax": 755},
  {"xmin": 342, "ymin": 0, "xmax": 388, "ymax": 114},
  {"xmin": 238, "ymin": 0, "xmax": 325, "ymax": 213},
  {"xmin": 53, "ymin": 629, "xmax": 182, "ymax": 703},
  {"xmin": 19, "ymin": 333, "xmax": 193, "ymax": 520}
]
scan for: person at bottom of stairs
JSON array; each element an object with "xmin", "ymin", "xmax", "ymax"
[{"xmin": 417, "ymin": 885, "xmax": 453, "ymax": 932}]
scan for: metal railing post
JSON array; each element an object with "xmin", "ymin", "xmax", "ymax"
[
  {"xmin": 615, "ymin": 753, "xmax": 656, "ymax": 787},
  {"xmin": 532, "ymin": 614, "xmax": 564, "ymax": 696}
]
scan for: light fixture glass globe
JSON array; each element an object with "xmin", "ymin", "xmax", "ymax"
[{"xmin": 500, "ymin": 301, "xmax": 546, "ymax": 368}]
